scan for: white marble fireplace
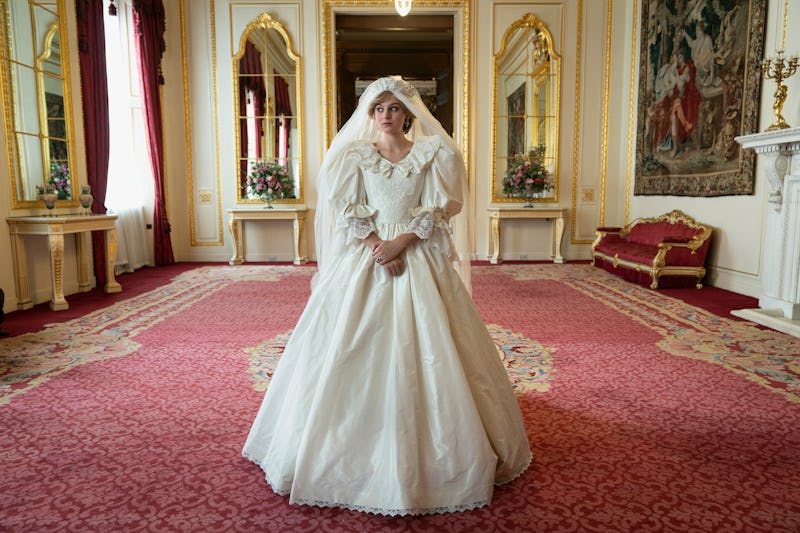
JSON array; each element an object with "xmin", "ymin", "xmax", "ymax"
[{"xmin": 733, "ymin": 127, "xmax": 800, "ymax": 337}]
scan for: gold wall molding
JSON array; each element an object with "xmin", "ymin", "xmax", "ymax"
[
  {"xmin": 569, "ymin": 0, "xmax": 583, "ymax": 244},
  {"xmin": 598, "ymin": 0, "xmax": 611, "ymax": 228},
  {"xmin": 183, "ymin": 0, "xmax": 224, "ymax": 246},
  {"xmin": 624, "ymin": 0, "xmax": 637, "ymax": 225},
  {"xmin": 569, "ymin": 0, "xmax": 614, "ymax": 246}
]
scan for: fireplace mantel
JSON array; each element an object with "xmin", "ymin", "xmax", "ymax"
[
  {"xmin": 732, "ymin": 127, "xmax": 800, "ymax": 337},
  {"xmin": 736, "ymin": 127, "xmax": 800, "ymax": 212}
]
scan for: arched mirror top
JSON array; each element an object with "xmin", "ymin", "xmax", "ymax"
[
  {"xmin": 38, "ymin": 22, "xmax": 61, "ymax": 74},
  {"xmin": 492, "ymin": 13, "xmax": 561, "ymax": 204},
  {"xmin": 233, "ymin": 13, "xmax": 303, "ymax": 205}
]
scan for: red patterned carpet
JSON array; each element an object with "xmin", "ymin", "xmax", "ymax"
[{"xmin": 1, "ymin": 264, "xmax": 799, "ymax": 532}]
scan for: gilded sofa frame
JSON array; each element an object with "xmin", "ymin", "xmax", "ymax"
[{"xmin": 591, "ymin": 210, "xmax": 712, "ymax": 289}]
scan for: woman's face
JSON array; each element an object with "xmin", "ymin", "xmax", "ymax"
[{"xmin": 373, "ymin": 96, "xmax": 408, "ymax": 134}]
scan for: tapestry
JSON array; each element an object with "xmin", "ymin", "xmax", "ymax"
[{"xmin": 634, "ymin": 0, "xmax": 767, "ymax": 196}]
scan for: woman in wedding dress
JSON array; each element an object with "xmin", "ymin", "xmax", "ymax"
[{"xmin": 242, "ymin": 76, "xmax": 531, "ymax": 516}]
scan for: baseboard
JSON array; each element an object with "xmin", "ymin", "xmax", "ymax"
[{"xmin": 706, "ymin": 266, "xmax": 761, "ymax": 298}]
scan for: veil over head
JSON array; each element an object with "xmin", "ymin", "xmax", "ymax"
[{"xmin": 314, "ymin": 76, "xmax": 472, "ymax": 292}]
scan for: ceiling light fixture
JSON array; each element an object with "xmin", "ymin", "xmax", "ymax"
[{"xmin": 394, "ymin": 0, "xmax": 412, "ymax": 17}]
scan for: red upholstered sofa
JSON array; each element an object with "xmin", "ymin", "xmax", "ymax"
[{"xmin": 591, "ymin": 210, "xmax": 712, "ymax": 289}]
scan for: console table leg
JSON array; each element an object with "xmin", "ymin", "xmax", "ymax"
[
  {"xmin": 293, "ymin": 216, "xmax": 308, "ymax": 265},
  {"xmin": 48, "ymin": 234, "xmax": 69, "ymax": 310},
  {"xmin": 553, "ymin": 216, "xmax": 566, "ymax": 264},
  {"xmin": 10, "ymin": 234, "xmax": 32, "ymax": 310},
  {"xmin": 228, "ymin": 216, "xmax": 243, "ymax": 265},
  {"xmin": 76, "ymin": 232, "xmax": 92, "ymax": 292},
  {"xmin": 104, "ymin": 228, "xmax": 122, "ymax": 293},
  {"xmin": 490, "ymin": 217, "xmax": 502, "ymax": 264}
]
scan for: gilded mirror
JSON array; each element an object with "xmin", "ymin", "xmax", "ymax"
[
  {"xmin": 0, "ymin": 0, "xmax": 77, "ymax": 207},
  {"xmin": 233, "ymin": 13, "xmax": 303, "ymax": 204},
  {"xmin": 491, "ymin": 13, "xmax": 560, "ymax": 204}
]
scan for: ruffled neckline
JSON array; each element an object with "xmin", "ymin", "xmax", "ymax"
[{"xmin": 349, "ymin": 136, "xmax": 441, "ymax": 178}]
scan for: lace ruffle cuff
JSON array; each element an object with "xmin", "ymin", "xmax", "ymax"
[
  {"xmin": 406, "ymin": 207, "xmax": 448, "ymax": 240},
  {"xmin": 405, "ymin": 207, "xmax": 457, "ymax": 261},
  {"xmin": 339, "ymin": 204, "xmax": 377, "ymax": 241}
]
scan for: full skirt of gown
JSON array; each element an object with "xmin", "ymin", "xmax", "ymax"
[{"xmin": 242, "ymin": 222, "xmax": 532, "ymax": 516}]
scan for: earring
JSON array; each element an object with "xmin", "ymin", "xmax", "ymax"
[{"xmin": 403, "ymin": 118, "xmax": 411, "ymax": 130}]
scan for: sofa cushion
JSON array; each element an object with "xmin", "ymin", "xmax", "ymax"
[
  {"xmin": 595, "ymin": 239, "xmax": 658, "ymax": 264},
  {"xmin": 626, "ymin": 220, "xmax": 702, "ymax": 247}
]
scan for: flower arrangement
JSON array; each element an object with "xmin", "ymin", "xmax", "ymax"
[
  {"xmin": 502, "ymin": 150, "xmax": 552, "ymax": 200},
  {"xmin": 49, "ymin": 162, "xmax": 71, "ymax": 200},
  {"xmin": 245, "ymin": 160, "xmax": 294, "ymax": 204}
]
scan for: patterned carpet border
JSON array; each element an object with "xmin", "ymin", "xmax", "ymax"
[
  {"xmin": 475, "ymin": 264, "xmax": 800, "ymax": 403},
  {"xmin": 0, "ymin": 266, "xmax": 307, "ymax": 405}
]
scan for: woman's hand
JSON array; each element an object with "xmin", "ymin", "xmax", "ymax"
[
  {"xmin": 381, "ymin": 256, "xmax": 405, "ymax": 276},
  {"xmin": 372, "ymin": 234, "xmax": 417, "ymax": 265}
]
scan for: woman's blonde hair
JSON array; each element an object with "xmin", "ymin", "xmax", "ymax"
[{"xmin": 367, "ymin": 90, "xmax": 416, "ymax": 133}]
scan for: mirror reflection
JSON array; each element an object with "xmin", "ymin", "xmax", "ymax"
[
  {"xmin": 1, "ymin": 0, "xmax": 75, "ymax": 205},
  {"xmin": 234, "ymin": 14, "xmax": 302, "ymax": 204},
  {"xmin": 492, "ymin": 13, "xmax": 560, "ymax": 203}
]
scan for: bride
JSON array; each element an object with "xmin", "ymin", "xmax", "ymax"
[{"xmin": 242, "ymin": 76, "xmax": 531, "ymax": 516}]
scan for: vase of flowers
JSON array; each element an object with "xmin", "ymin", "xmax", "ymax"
[
  {"xmin": 245, "ymin": 160, "xmax": 294, "ymax": 208},
  {"xmin": 49, "ymin": 162, "xmax": 71, "ymax": 200},
  {"xmin": 502, "ymin": 149, "xmax": 552, "ymax": 207}
]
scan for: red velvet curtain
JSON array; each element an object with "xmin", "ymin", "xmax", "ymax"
[
  {"xmin": 239, "ymin": 41, "xmax": 266, "ymax": 190},
  {"xmin": 132, "ymin": 0, "xmax": 174, "ymax": 265},
  {"xmin": 76, "ymin": 0, "xmax": 110, "ymax": 285},
  {"xmin": 273, "ymin": 73, "xmax": 292, "ymax": 162}
]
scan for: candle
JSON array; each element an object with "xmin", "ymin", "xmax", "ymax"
[{"xmin": 781, "ymin": 0, "xmax": 788, "ymax": 51}]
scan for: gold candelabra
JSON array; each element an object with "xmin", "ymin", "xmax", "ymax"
[{"xmin": 761, "ymin": 50, "xmax": 799, "ymax": 131}]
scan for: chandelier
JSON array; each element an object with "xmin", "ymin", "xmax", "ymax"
[{"xmin": 394, "ymin": 0, "xmax": 412, "ymax": 17}]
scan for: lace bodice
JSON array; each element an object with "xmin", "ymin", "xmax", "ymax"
[
  {"xmin": 347, "ymin": 138, "xmax": 438, "ymax": 226},
  {"xmin": 327, "ymin": 135, "xmax": 462, "ymax": 259}
]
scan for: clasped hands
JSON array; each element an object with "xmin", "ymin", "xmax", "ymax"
[{"xmin": 365, "ymin": 233, "xmax": 417, "ymax": 277}]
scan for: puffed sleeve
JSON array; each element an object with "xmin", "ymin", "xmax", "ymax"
[
  {"xmin": 403, "ymin": 136, "xmax": 464, "ymax": 260},
  {"xmin": 328, "ymin": 141, "xmax": 378, "ymax": 242}
]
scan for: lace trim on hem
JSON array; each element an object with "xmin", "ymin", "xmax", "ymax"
[
  {"xmin": 290, "ymin": 496, "xmax": 491, "ymax": 517},
  {"xmin": 241, "ymin": 450, "xmax": 290, "ymax": 496},
  {"xmin": 494, "ymin": 451, "xmax": 533, "ymax": 486},
  {"xmin": 244, "ymin": 448, "xmax": 530, "ymax": 516}
]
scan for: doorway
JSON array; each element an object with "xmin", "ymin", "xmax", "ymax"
[{"xmin": 334, "ymin": 14, "xmax": 455, "ymax": 134}]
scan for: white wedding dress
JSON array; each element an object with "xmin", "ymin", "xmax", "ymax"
[{"xmin": 242, "ymin": 135, "xmax": 531, "ymax": 516}]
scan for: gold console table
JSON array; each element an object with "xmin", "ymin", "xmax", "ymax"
[
  {"xmin": 6, "ymin": 214, "xmax": 122, "ymax": 310},
  {"xmin": 488, "ymin": 207, "xmax": 567, "ymax": 264},
  {"xmin": 227, "ymin": 207, "xmax": 308, "ymax": 265}
]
